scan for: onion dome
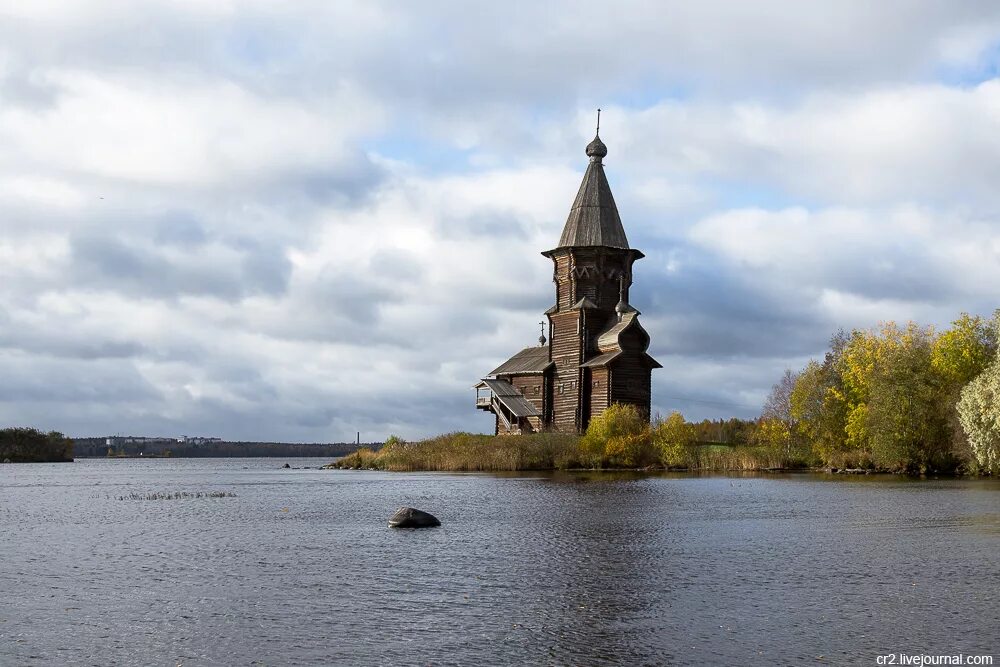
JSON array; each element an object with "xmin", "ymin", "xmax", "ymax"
[{"xmin": 585, "ymin": 135, "xmax": 607, "ymax": 161}]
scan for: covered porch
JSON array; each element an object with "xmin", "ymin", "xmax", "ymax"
[{"xmin": 474, "ymin": 379, "xmax": 542, "ymax": 435}]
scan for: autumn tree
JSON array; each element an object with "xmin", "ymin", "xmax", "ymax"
[
  {"xmin": 863, "ymin": 324, "xmax": 949, "ymax": 471},
  {"xmin": 790, "ymin": 332, "xmax": 852, "ymax": 465},
  {"xmin": 763, "ymin": 311, "xmax": 1000, "ymax": 472},
  {"xmin": 957, "ymin": 361, "xmax": 1000, "ymax": 474},
  {"xmin": 931, "ymin": 312, "xmax": 998, "ymax": 387},
  {"xmin": 931, "ymin": 312, "xmax": 999, "ymax": 461}
]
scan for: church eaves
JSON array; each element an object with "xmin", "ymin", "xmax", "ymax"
[{"xmin": 554, "ymin": 133, "xmax": 629, "ymax": 250}]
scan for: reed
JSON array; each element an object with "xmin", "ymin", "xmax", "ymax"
[
  {"xmin": 680, "ymin": 444, "xmax": 810, "ymax": 471},
  {"xmin": 112, "ymin": 491, "xmax": 237, "ymax": 500}
]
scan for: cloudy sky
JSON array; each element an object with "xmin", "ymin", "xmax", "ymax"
[{"xmin": 2, "ymin": 1, "xmax": 1000, "ymax": 441}]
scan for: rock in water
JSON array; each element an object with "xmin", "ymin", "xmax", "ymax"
[{"xmin": 388, "ymin": 507, "xmax": 440, "ymax": 529}]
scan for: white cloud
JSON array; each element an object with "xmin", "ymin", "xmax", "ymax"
[
  {"xmin": 0, "ymin": 70, "xmax": 384, "ymax": 187},
  {"xmin": 2, "ymin": 1, "xmax": 1000, "ymax": 438}
]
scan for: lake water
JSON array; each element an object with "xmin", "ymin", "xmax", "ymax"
[{"xmin": 1, "ymin": 459, "xmax": 998, "ymax": 666}]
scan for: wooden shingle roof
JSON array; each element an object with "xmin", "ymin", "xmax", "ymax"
[
  {"xmin": 554, "ymin": 135, "xmax": 629, "ymax": 250},
  {"xmin": 488, "ymin": 345, "xmax": 553, "ymax": 376}
]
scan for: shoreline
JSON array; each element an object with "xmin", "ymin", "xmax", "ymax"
[{"xmin": 321, "ymin": 460, "xmax": 980, "ymax": 478}]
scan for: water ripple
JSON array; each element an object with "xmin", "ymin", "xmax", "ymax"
[{"xmin": 1, "ymin": 460, "xmax": 998, "ymax": 665}]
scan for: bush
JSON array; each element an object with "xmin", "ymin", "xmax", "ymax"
[
  {"xmin": 652, "ymin": 411, "xmax": 695, "ymax": 467},
  {"xmin": 579, "ymin": 403, "xmax": 656, "ymax": 468}
]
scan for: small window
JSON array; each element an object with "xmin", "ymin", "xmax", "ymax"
[
  {"xmin": 533, "ymin": 385, "xmax": 540, "ymax": 395},
  {"xmin": 558, "ymin": 384, "xmax": 564, "ymax": 394},
  {"xmin": 593, "ymin": 380, "xmax": 600, "ymax": 388}
]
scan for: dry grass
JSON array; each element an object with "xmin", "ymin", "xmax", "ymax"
[
  {"xmin": 680, "ymin": 444, "xmax": 809, "ymax": 471},
  {"xmin": 330, "ymin": 433, "xmax": 814, "ymax": 472},
  {"xmin": 332, "ymin": 432, "xmax": 583, "ymax": 472}
]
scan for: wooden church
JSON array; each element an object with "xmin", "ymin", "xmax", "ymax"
[{"xmin": 475, "ymin": 127, "xmax": 660, "ymax": 434}]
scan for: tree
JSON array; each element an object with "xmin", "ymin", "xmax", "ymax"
[
  {"xmin": 763, "ymin": 369, "xmax": 798, "ymax": 422},
  {"xmin": 931, "ymin": 312, "xmax": 999, "ymax": 462},
  {"xmin": 863, "ymin": 325, "xmax": 948, "ymax": 471},
  {"xmin": 957, "ymin": 361, "xmax": 1000, "ymax": 474},
  {"xmin": 772, "ymin": 313, "xmax": 999, "ymax": 472},
  {"xmin": 931, "ymin": 312, "xmax": 998, "ymax": 387},
  {"xmin": 653, "ymin": 411, "xmax": 694, "ymax": 467},
  {"xmin": 831, "ymin": 321, "xmax": 951, "ymax": 470},
  {"xmin": 753, "ymin": 417, "xmax": 792, "ymax": 456},
  {"xmin": 790, "ymin": 356, "xmax": 849, "ymax": 464}
]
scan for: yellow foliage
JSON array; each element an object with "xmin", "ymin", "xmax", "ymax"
[
  {"xmin": 931, "ymin": 313, "xmax": 995, "ymax": 387},
  {"xmin": 845, "ymin": 403, "xmax": 868, "ymax": 449},
  {"xmin": 754, "ymin": 417, "xmax": 791, "ymax": 450},
  {"xmin": 580, "ymin": 403, "xmax": 655, "ymax": 467},
  {"xmin": 653, "ymin": 411, "xmax": 695, "ymax": 467}
]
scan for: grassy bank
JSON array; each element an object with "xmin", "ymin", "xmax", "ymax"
[
  {"xmin": 330, "ymin": 432, "xmax": 583, "ymax": 472},
  {"xmin": 328, "ymin": 406, "xmax": 820, "ymax": 473},
  {"xmin": 328, "ymin": 433, "xmax": 810, "ymax": 473}
]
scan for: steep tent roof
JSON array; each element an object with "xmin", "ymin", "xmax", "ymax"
[{"xmin": 554, "ymin": 134, "xmax": 629, "ymax": 250}]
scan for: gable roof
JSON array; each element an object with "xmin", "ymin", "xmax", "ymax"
[{"xmin": 488, "ymin": 345, "xmax": 553, "ymax": 376}]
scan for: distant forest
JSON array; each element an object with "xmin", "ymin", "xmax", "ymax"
[{"xmin": 71, "ymin": 438, "xmax": 365, "ymax": 458}]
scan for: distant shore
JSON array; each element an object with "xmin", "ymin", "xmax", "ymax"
[{"xmin": 0, "ymin": 428, "xmax": 74, "ymax": 464}]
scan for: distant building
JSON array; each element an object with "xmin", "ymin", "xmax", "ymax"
[
  {"xmin": 106, "ymin": 436, "xmax": 173, "ymax": 446},
  {"xmin": 105, "ymin": 435, "xmax": 221, "ymax": 446},
  {"xmin": 476, "ymin": 129, "xmax": 660, "ymax": 434},
  {"xmin": 176, "ymin": 436, "xmax": 222, "ymax": 445}
]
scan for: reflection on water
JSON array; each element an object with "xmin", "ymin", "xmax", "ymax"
[{"xmin": 1, "ymin": 459, "xmax": 997, "ymax": 665}]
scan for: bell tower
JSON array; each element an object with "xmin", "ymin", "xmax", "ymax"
[{"xmin": 541, "ymin": 121, "xmax": 659, "ymax": 432}]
